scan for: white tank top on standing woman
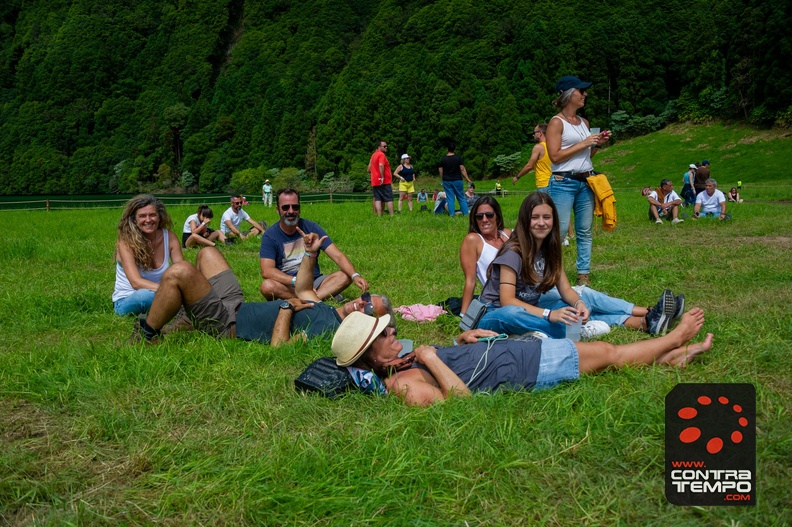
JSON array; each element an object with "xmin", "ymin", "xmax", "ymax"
[{"xmin": 551, "ymin": 115, "xmax": 594, "ymax": 173}]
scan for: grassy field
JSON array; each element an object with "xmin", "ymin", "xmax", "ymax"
[{"xmin": 2, "ymin": 123, "xmax": 791, "ymax": 525}]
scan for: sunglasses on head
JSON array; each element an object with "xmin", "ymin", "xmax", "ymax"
[
  {"xmin": 475, "ymin": 212, "xmax": 496, "ymax": 220},
  {"xmin": 281, "ymin": 204, "xmax": 301, "ymax": 212}
]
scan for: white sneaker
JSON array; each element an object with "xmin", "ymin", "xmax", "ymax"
[
  {"xmin": 655, "ymin": 219, "xmax": 663, "ymax": 224},
  {"xmin": 672, "ymin": 218, "xmax": 684, "ymax": 224},
  {"xmin": 572, "ymin": 285, "xmax": 587, "ymax": 294},
  {"xmin": 580, "ymin": 320, "xmax": 610, "ymax": 339},
  {"xmin": 563, "ymin": 237, "xmax": 570, "ymax": 246}
]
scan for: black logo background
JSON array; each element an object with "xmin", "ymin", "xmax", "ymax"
[{"xmin": 665, "ymin": 383, "xmax": 756, "ymax": 506}]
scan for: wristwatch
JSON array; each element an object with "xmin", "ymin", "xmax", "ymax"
[
  {"xmin": 542, "ymin": 309, "xmax": 551, "ymax": 321},
  {"xmin": 279, "ymin": 301, "xmax": 295, "ymax": 311}
]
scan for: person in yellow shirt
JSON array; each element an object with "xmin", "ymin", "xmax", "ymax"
[{"xmin": 513, "ymin": 123, "xmax": 551, "ymax": 191}]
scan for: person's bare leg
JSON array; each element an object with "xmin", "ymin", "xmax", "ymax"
[
  {"xmin": 398, "ymin": 192, "xmax": 405, "ymax": 212},
  {"xmin": 577, "ymin": 308, "xmax": 706, "ymax": 373},
  {"xmin": 373, "ymin": 199, "xmax": 383, "ymax": 216},
  {"xmin": 146, "ymin": 262, "xmax": 213, "ymax": 330},
  {"xmin": 650, "ymin": 207, "xmax": 660, "ymax": 221},
  {"xmin": 259, "ymin": 280, "xmax": 296, "ymax": 300},
  {"xmin": 195, "ymin": 247, "xmax": 232, "ymax": 278},
  {"xmin": 315, "ymin": 271, "xmax": 352, "ymax": 300},
  {"xmin": 407, "ymin": 194, "xmax": 413, "ymax": 211},
  {"xmin": 386, "ymin": 201, "xmax": 394, "ymax": 216},
  {"xmin": 656, "ymin": 333, "xmax": 713, "ymax": 367},
  {"xmin": 187, "ymin": 234, "xmax": 215, "ymax": 248}
]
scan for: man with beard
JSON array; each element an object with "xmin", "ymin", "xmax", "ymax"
[
  {"xmin": 259, "ymin": 188, "xmax": 370, "ymax": 301},
  {"xmin": 220, "ymin": 195, "xmax": 265, "ymax": 241}
]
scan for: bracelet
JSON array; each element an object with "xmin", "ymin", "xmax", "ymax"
[
  {"xmin": 304, "ymin": 252, "xmax": 316, "ymax": 258},
  {"xmin": 351, "ymin": 272, "xmax": 361, "ymax": 280},
  {"xmin": 574, "ymin": 300, "xmax": 583, "ymax": 309},
  {"xmin": 542, "ymin": 309, "xmax": 551, "ymax": 321},
  {"xmin": 291, "ymin": 276, "xmax": 296, "ymax": 286}
]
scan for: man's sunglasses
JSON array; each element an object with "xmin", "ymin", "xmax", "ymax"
[
  {"xmin": 281, "ymin": 204, "xmax": 301, "ymax": 212},
  {"xmin": 232, "ymin": 201, "xmax": 242, "ymax": 205},
  {"xmin": 475, "ymin": 212, "xmax": 496, "ymax": 220},
  {"xmin": 361, "ymin": 292, "xmax": 375, "ymax": 316}
]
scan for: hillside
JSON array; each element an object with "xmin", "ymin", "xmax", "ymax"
[{"xmin": 1, "ymin": 0, "xmax": 790, "ymax": 195}]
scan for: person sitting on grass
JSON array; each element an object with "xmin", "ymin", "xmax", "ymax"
[
  {"xmin": 221, "ymin": 195, "xmax": 265, "ymax": 241},
  {"xmin": 694, "ymin": 178, "xmax": 728, "ymax": 220},
  {"xmin": 727, "ymin": 187, "xmax": 743, "ymax": 203},
  {"xmin": 260, "ymin": 188, "xmax": 369, "ymax": 302},
  {"xmin": 182, "ymin": 205, "xmax": 226, "ymax": 248},
  {"xmin": 647, "ymin": 179, "xmax": 684, "ymax": 225},
  {"xmin": 331, "ymin": 309, "xmax": 712, "ymax": 406},
  {"xmin": 459, "ymin": 195, "xmax": 512, "ymax": 316},
  {"xmin": 132, "ymin": 229, "xmax": 391, "ymax": 346},
  {"xmin": 477, "ymin": 192, "xmax": 684, "ymax": 339},
  {"xmin": 113, "ymin": 194, "xmax": 184, "ymax": 316}
]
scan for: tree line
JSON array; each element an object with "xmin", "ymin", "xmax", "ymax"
[{"xmin": 0, "ymin": 0, "xmax": 789, "ymax": 195}]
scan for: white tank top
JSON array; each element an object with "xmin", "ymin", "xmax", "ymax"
[
  {"xmin": 551, "ymin": 115, "xmax": 594, "ymax": 173},
  {"xmin": 475, "ymin": 231, "xmax": 507, "ymax": 286},
  {"xmin": 112, "ymin": 229, "xmax": 171, "ymax": 302}
]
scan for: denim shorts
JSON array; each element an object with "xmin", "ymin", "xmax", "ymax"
[{"xmin": 534, "ymin": 338, "xmax": 580, "ymax": 391}]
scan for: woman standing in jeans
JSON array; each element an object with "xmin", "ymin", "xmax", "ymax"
[{"xmin": 546, "ymin": 76, "xmax": 610, "ymax": 286}]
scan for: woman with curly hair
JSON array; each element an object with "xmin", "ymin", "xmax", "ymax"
[{"xmin": 112, "ymin": 194, "xmax": 183, "ymax": 315}]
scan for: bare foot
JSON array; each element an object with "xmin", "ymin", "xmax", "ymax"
[
  {"xmin": 669, "ymin": 308, "xmax": 705, "ymax": 346},
  {"xmin": 660, "ymin": 333, "xmax": 713, "ymax": 367}
]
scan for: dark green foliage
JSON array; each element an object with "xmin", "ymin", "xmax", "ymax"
[{"xmin": 0, "ymin": 0, "xmax": 790, "ymax": 195}]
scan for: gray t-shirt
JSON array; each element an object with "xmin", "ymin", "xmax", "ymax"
[
  {"xmin": 415, "ymin": 340, "xmax": 542, "ymax": 392},
  {"xmin": 479, "ymin": 249, "xmax": 545, "ymax": 307}
]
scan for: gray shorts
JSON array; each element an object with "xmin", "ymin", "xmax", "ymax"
[
  {"xmin": 185, "ymin": 270, "xmax": 244, "ymax": 338},
  {"xmin": 373, "ymin": 184, "xmax": 394, "ymax": 203}
]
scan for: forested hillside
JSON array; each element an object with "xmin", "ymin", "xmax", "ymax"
[{"xmin": 1, "ymin": 0, "xmax": 789, "ymax": 195}]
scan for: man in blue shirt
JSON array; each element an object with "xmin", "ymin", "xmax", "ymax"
[{"xmin": 259, "ymin": 188, "xmax": 369, "ymax": 301}]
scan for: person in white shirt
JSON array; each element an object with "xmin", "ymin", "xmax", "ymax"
[
  {"xmin": 694, "ymin": 178, "xmax": 728, "ymax": 220},
  {"xmin": 647, "ymin": 179, "xmax": 684, "ymax": 225},
  {"xmin": 220, "ymin": 195, "xmax": 265, "ymax": 240}
]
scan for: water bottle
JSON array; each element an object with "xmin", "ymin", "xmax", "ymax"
[{"xmin": 566, "ymin": 315, "xmax": 582, "ymax": 341}]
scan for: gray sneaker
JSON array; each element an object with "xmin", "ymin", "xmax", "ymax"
[
  {"xmin": 669, "ymin": 294, "xmax": 685, "ymax": 327},
  {"xmin": 645, "ymin": 289, "xmax": 676, "ymax": 335}
]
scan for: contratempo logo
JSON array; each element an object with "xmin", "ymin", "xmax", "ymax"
[{"xmin": 665, "ymin": 383, "xmax": 756, "ymax": 506}]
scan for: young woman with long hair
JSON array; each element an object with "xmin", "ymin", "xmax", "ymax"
[
  {"xmin": 477, "ymin": 193, "xmax": 683, "ymax": 339},
  {"xmin": 112, "ymin": 194, "xmax": 183, "ymax": 315}
]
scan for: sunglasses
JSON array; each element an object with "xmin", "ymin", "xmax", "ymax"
[
  {"xmin": 475, "ymin": 212, "xmax": 496, "ymax": 220},
  {"xmin": 281, "ymin": 204, "xmax": 301, "ymax": 212},
  {"xmin": 361, "ymin": 292, "xmax": 376, "ymax": 316},
  {"xmin": 232, "ymin": 201, "xmax": 242, "ymax": 205},
  {"xmin": 377, "ymin": 325, "xmax": 397, "ymax": 339}
]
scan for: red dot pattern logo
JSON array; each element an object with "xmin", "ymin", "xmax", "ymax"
[{"xmin": 677, "ymin": 393, "xmax": 749, "ymax": 454}]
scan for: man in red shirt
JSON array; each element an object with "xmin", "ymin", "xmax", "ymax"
[{"xmin": 368, "ymin": 140, "xmax": 394, "ymax": 216}]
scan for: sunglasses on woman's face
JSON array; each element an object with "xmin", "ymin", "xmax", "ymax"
[{"xmin": 475, "ymin": 212, "xmax": 496, "ymax": 220}]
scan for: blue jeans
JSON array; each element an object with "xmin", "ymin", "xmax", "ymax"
[
  {"xmin": 113, "ymin": 289, "xmax": 156, "ymax": 316},
  {"xmin": 549, "ymin": 176, "xmax": 594, "ymax": 274},
  {"xmin": 442, "ymin": 180, "xmax": 468, "ymax": 217},
  {"xmin": 539, "ymin": 287, "xmax": 633, "ymax": 326},
  {"xmin": 478, "ymin": 287, "xmax": 634, "ymax": 338}
]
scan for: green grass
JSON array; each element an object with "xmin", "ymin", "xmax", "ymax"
[{"xmin": 2, "ymin": 123, "xmax": 791, "ymax": 525}]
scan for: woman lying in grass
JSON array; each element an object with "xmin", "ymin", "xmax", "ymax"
[
  {"xmin": 332, "ymin": 310, "xmax": 712, "ymax": 406},
  {"xmin": 477, "ymin": 192, "xmax": 684, "ymax": 339}
]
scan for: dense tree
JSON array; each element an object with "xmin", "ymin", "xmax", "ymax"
[{"xmin": 0, "ymin": 0, "xmax": 789, "ymax": 195}]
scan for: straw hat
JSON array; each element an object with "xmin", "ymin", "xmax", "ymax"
[{"xmin": 332, "ymin": 312, "xmax": 391, "ymax": 366}]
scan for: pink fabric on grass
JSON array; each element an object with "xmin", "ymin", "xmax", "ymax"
[{"xmin": 395, "ymin": 304, "xmax": 447, "ymax": 323}]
